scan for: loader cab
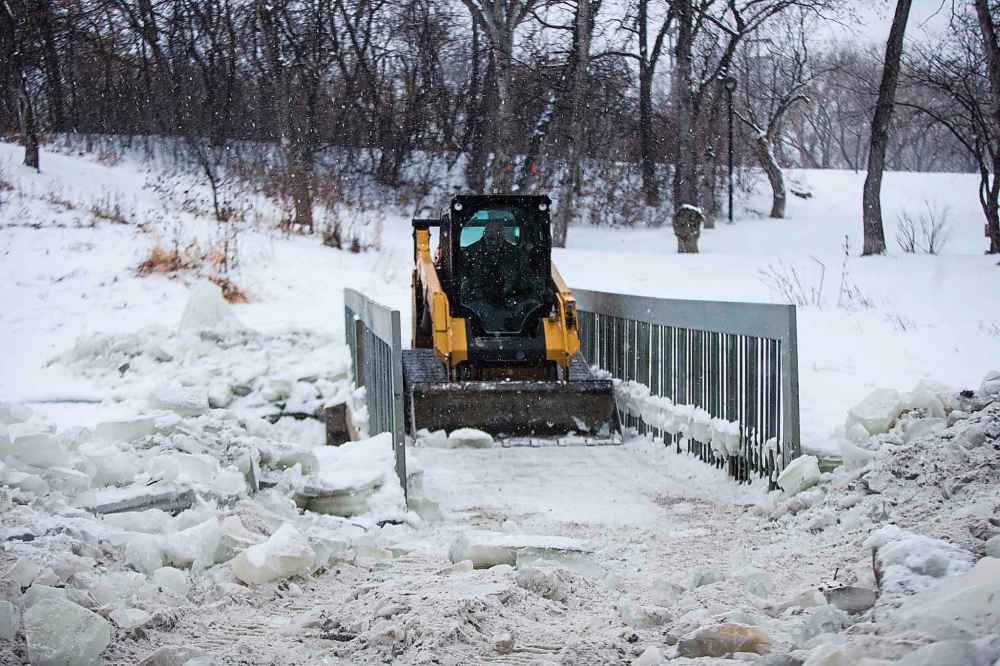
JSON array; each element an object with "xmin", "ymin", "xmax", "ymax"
[{"xmin": 443, "ymin": 195, "xmax": 554, "ymax": 337}]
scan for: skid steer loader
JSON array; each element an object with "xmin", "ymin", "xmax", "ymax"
[{"xmin": 403, "ymin": 194, "xmax": 618, "ymax": 440}]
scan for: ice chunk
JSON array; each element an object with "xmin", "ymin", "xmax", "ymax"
[
  {"xmin": 619, "ymin": 599, "xmax": 672, "ymax": 628},
  {"xmin": 733, "ymin": 566, "xmax": 772, "ymax": 598},
  {"xmin": 24, "ymin": 597, "xmax": 111, "ymax": 666},
  {"xmin": 94, "ymin": 417, "xmax": 157, "ymax": 444},
  {"xmin": 676, "ymin": 623, "xmax": 771, "ymax": 658},
  {"xmin": 845, "ymin": 423, "xmax": 870, "ymax": 444},
  {"xmin": 8, "ymin": 431, "xmax": 68, "ymax": 468},
  {"xmin": 81, "ymin": 442, "xmax": 139, "ymax": 486},
  {"xmin": 840, "ymin": 440, "xmax": 875, "ymax": 471},
  {"xmin": 688, "ymin": 566, "xmax": 726, "ymax": 589},
  {"xmin": 415, "ymin": 429, "xmax": 450, "ymax": 448},
  {"xmin": 230, "ymin": 523, "xmax": 316, "ymax": 585},
  {"xmin": 149, "ymin": 381, "xmax": 208, "ymax": 416},
  {"xmin": 42, "ymin": 467, "xmax": 91, "ymax": 495},
  {"xmin": 110, "ymin": 606, "xmax": 152, "ymax": 630},
  {"xmin": 0, "ymin": 599, "xmax": 18, "ymax": 640},
  {"xmin": 893, "ymin": 557, "xmax": 1000, "ymax": 640},
  {"xmin": 4, "ymin": 558, "xmax": 43, "ymax": 588},
  {"xmin": 161, "ymin": 518, "xmax": 224, "ymax": 573},
  {"xmin": 0, "ymin": 468, "xmax": 49, "ymax": 495},
  {"xmin": 865, "ymin": 525, "xmax": 973, "ymax": 582},
  {"xmin": 980, "ymin": 370, "xmax": 1000, "ymax": 396},
  {"xmin": 178, "ymin": 281, "xmax": 243, "ymax": 332},
  {"xmin": 777, "ymin": 455, "xmax": 821, "ymax": 495},
  {"xmin": 985, "ymin": 535, "xmax": 1000, "ymax": 558},
  {"xmin": 0, "ymin": 402, "xmax": 34, "ymax": 426},
  {"xmin": 447, "ymin": 428, "xmax": 494, "ymax": 448},
  {"xmin": 21, "ymin": 584, "xmax": 68, "ymax": 609},
  {"xmin": 151, "ymin": 567, "xmax": 190, "ymax": 597},
  {"xmin": 846, "ymin": 388, "xmax": 903, "ymax": 435},
  {"xmin": 125, "ymin": 534, "xmax": 165, "ymax": 575},
  {"xmin": 138, "ymin": 645, "xmax": 210, "ymax": 666},
  {"xmin": 823, "ymin": 587, "xmax": 877, "ymax": 615},
  {"xmin": 515, "ymin": 566, "xmax": 569, "ymax": 602},
  {"xmin": 801, "ymin": 604, "xmax": 850, "ymax": 641},
  {"xmin": 896, "ymin": 636, "xmax": 1000, "ymax": 666},
  {"xmin": 207, "ymin": 383, "xmax": 233, "ymax": 409},
  {"xmin": 449, "ymin": 531, "xmax": 591, "ymax": 569},
  {"xmin": 633, "ymin": 646, "xmax": 663, "ymax": 666},
  {"xmin": 75, "ymin": 570, "xmax": 147, "ymax": 607}
]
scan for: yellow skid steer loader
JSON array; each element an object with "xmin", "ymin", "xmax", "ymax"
[{"xmin": 403, "ymin": 194, "xmax": 618, "ymax": 440}]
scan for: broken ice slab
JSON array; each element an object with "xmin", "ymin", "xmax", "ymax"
[
  {"xmin": 24, "ymin": 597, "xmax": 112, "ymax": 666},
  {"xmin": 229, "ymin": 523, "xmax": 316, "ymax": 585},
  {"xmin": 295, "ymin": 478, "xmax": 381, "ymax": 518},
  {"xmin": 93, "ymin": 417, "xmax": 158, "ymax": 443},
  {"xmin": 82, "ymin": 487, "xmax": 195, "ymax": 516},
  {"xmin": 448, "ymin": 531, "xmax": 593, "ymax": 569}
]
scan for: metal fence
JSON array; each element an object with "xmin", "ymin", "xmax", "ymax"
[
  {"xmin": 343, "ymin": 288, "xmax": 407, "ymax": 502},
  {"xmin": 573, "ymin": 289, "xmax": 800, "ymax": 483}
]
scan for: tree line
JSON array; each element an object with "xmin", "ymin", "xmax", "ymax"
[{"xmin": 1, "ymin": 0, "xmax": 998, "ymax": 253}]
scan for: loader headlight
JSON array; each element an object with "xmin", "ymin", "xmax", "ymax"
[
  {"xmin": 538, "ymin": 203, "xmax": 548, "ymax": 211},
  {"xmin": 453, "ymin": 202, "xmax": 463, "ymax": 211}
]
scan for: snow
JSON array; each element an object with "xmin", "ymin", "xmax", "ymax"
[{"xmin": 1, "ymin": 142, "xmax": 999, "ymax": 664}]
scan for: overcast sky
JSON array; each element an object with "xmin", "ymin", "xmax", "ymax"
[{"xmin": 826, "ymin": 0, "xmax": 954, "ymax": 47}]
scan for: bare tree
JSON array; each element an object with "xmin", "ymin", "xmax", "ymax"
[
  {"xmin": 973, "ymin": 0, "xmax": 1000, "ymax": 253},
  {"xmin": 861, "ymin": 0, "xmax": 912, "ymax": 256},
  {"xmin": 461, "ymin": 0, "xmax": 540, "ymax": 192},
  {"xmin": 735, "ymin": 15, "xmax": 818, "ymax": 218},
  {"xmin": 1, "ymin": 0, "xmax": 41, "ymax": 169},
  {"xmin": 553, "ymin": 0, "xmax": 599, "ymax": 247}
]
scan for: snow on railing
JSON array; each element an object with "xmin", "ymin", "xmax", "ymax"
[
  {"xmin": 344, "ymin": 288, "xmax": 407, "ymax": 503},
  {"xmin": 574, "ymin": 289, "xmax": 800, "ymax": 484}
]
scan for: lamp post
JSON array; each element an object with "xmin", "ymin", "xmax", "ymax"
[{"xmin": 722, "ymin": 75, "xmax": 738, "ymax": 225}]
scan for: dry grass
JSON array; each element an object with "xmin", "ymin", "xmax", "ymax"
[
  {"xmin": 137, "ymin": 240, "xmax": 248, "ymax": 303},
  {"xmin": 137, "ymin": 242, "xmax": 203, "ymax": 276},
  {"xmin": 89, "ymin": 193, "xmax": 131, "ymax": 224},
  {"xmin": 208, "ymin": 275, "xmax": 249, "ymax": 304}
]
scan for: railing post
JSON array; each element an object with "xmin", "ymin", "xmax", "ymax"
[
  {"xmin": 354, "ymin": 318, "xmax": 365, "ymax": 388},
  {"xmin": 390, "ymin": 310, "xmax": 407, "ymax": 504},
  {"xmin": 781, "ymin": 304, "xmax": 801, "ymax": 466}
]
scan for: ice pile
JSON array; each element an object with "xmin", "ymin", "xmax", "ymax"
[
  {"xmin": 0, "ymin": 284, "xmax": 418, "ymax": 660},
  {"xmin": 56, "ymin": 284, "xmax": 352, "ymax": 422}
]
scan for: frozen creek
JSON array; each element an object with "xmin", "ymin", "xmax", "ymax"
[{"xmin": 1, "ymin": 290, "xmax": 998, "ymax": 665}]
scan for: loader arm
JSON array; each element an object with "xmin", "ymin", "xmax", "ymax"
[{"xmin": 412, "ymin": 222, "xmax": 468, "ymax": 370}]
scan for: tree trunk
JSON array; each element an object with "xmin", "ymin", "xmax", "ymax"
[
  {"xmin": 491, "ymin": 31, "xmax": 516, "ymax": 192},
  {"xmin": 757, "ymin": 134, "xmax": 786, "ymax": 218},
  {"xmin": 40, "ymin": 4, "xmax": 66, "ymax": 132},
  {"xmin": 973, "ymin": 0, "xmax": 1000, "ymax": 253},
  {"xmin": 553, "ymin": 0, "xmax": 594, "ymax": 248},
  {"xmin": 14, "ymin": 80, "xmax": 40, "ymax": 170},
  {"xmin": 637, "ymin": 0, "xmax": 660, "ymax": 209},
  {"xmin": 466, "ymin": 51, "xmax": 496, "ymax": 193},
  {"xmin": 671, "ymin": 1, "xmax": 700, "ymax": 253},
  {"xmin": 861, "ymin": 0, "xmax": 912, "ymax": 256}
]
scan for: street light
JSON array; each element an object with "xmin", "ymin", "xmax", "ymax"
[{"xmin": 721, "ymin": 75, "xmax": 738, "ymax": 225}]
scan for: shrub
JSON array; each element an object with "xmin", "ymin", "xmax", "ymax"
[{"xmin": 896, "ymin": 201, "xmax": 951, "ymax": 255}]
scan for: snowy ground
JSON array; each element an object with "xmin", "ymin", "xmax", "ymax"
[{"xmin": 1, "ymin": 142, "xmax": 999, "ymax": 665}]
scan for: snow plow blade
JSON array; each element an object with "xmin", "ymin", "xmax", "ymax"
[{"xmin": 402, "ymin": 350, "xmax": 619, "ymax": 438}]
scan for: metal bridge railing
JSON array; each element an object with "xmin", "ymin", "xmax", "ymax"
[
  {"xmin": 573, "ymin": 289, "xmax": 800, "ymax": 483},
  {"xmin": 344, "ymin": 288, "xmax": 407, "ymax": 502}
]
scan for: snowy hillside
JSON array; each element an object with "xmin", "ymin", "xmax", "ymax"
[
  {"xmin": 1, "ymin": 142, "xmax": 999, "ymax": 666},
  {"xmin": 3, "ymin": 142, "xmax": 998, "ymax": 450}
]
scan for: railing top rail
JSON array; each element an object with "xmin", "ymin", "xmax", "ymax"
[
  {"xmin": 572, "ymin": 288, "xmax": 796, "ymax": 341},
  {"xmin": 345, "ymin": 288, "xmax": 399, "ymax": 343}
]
